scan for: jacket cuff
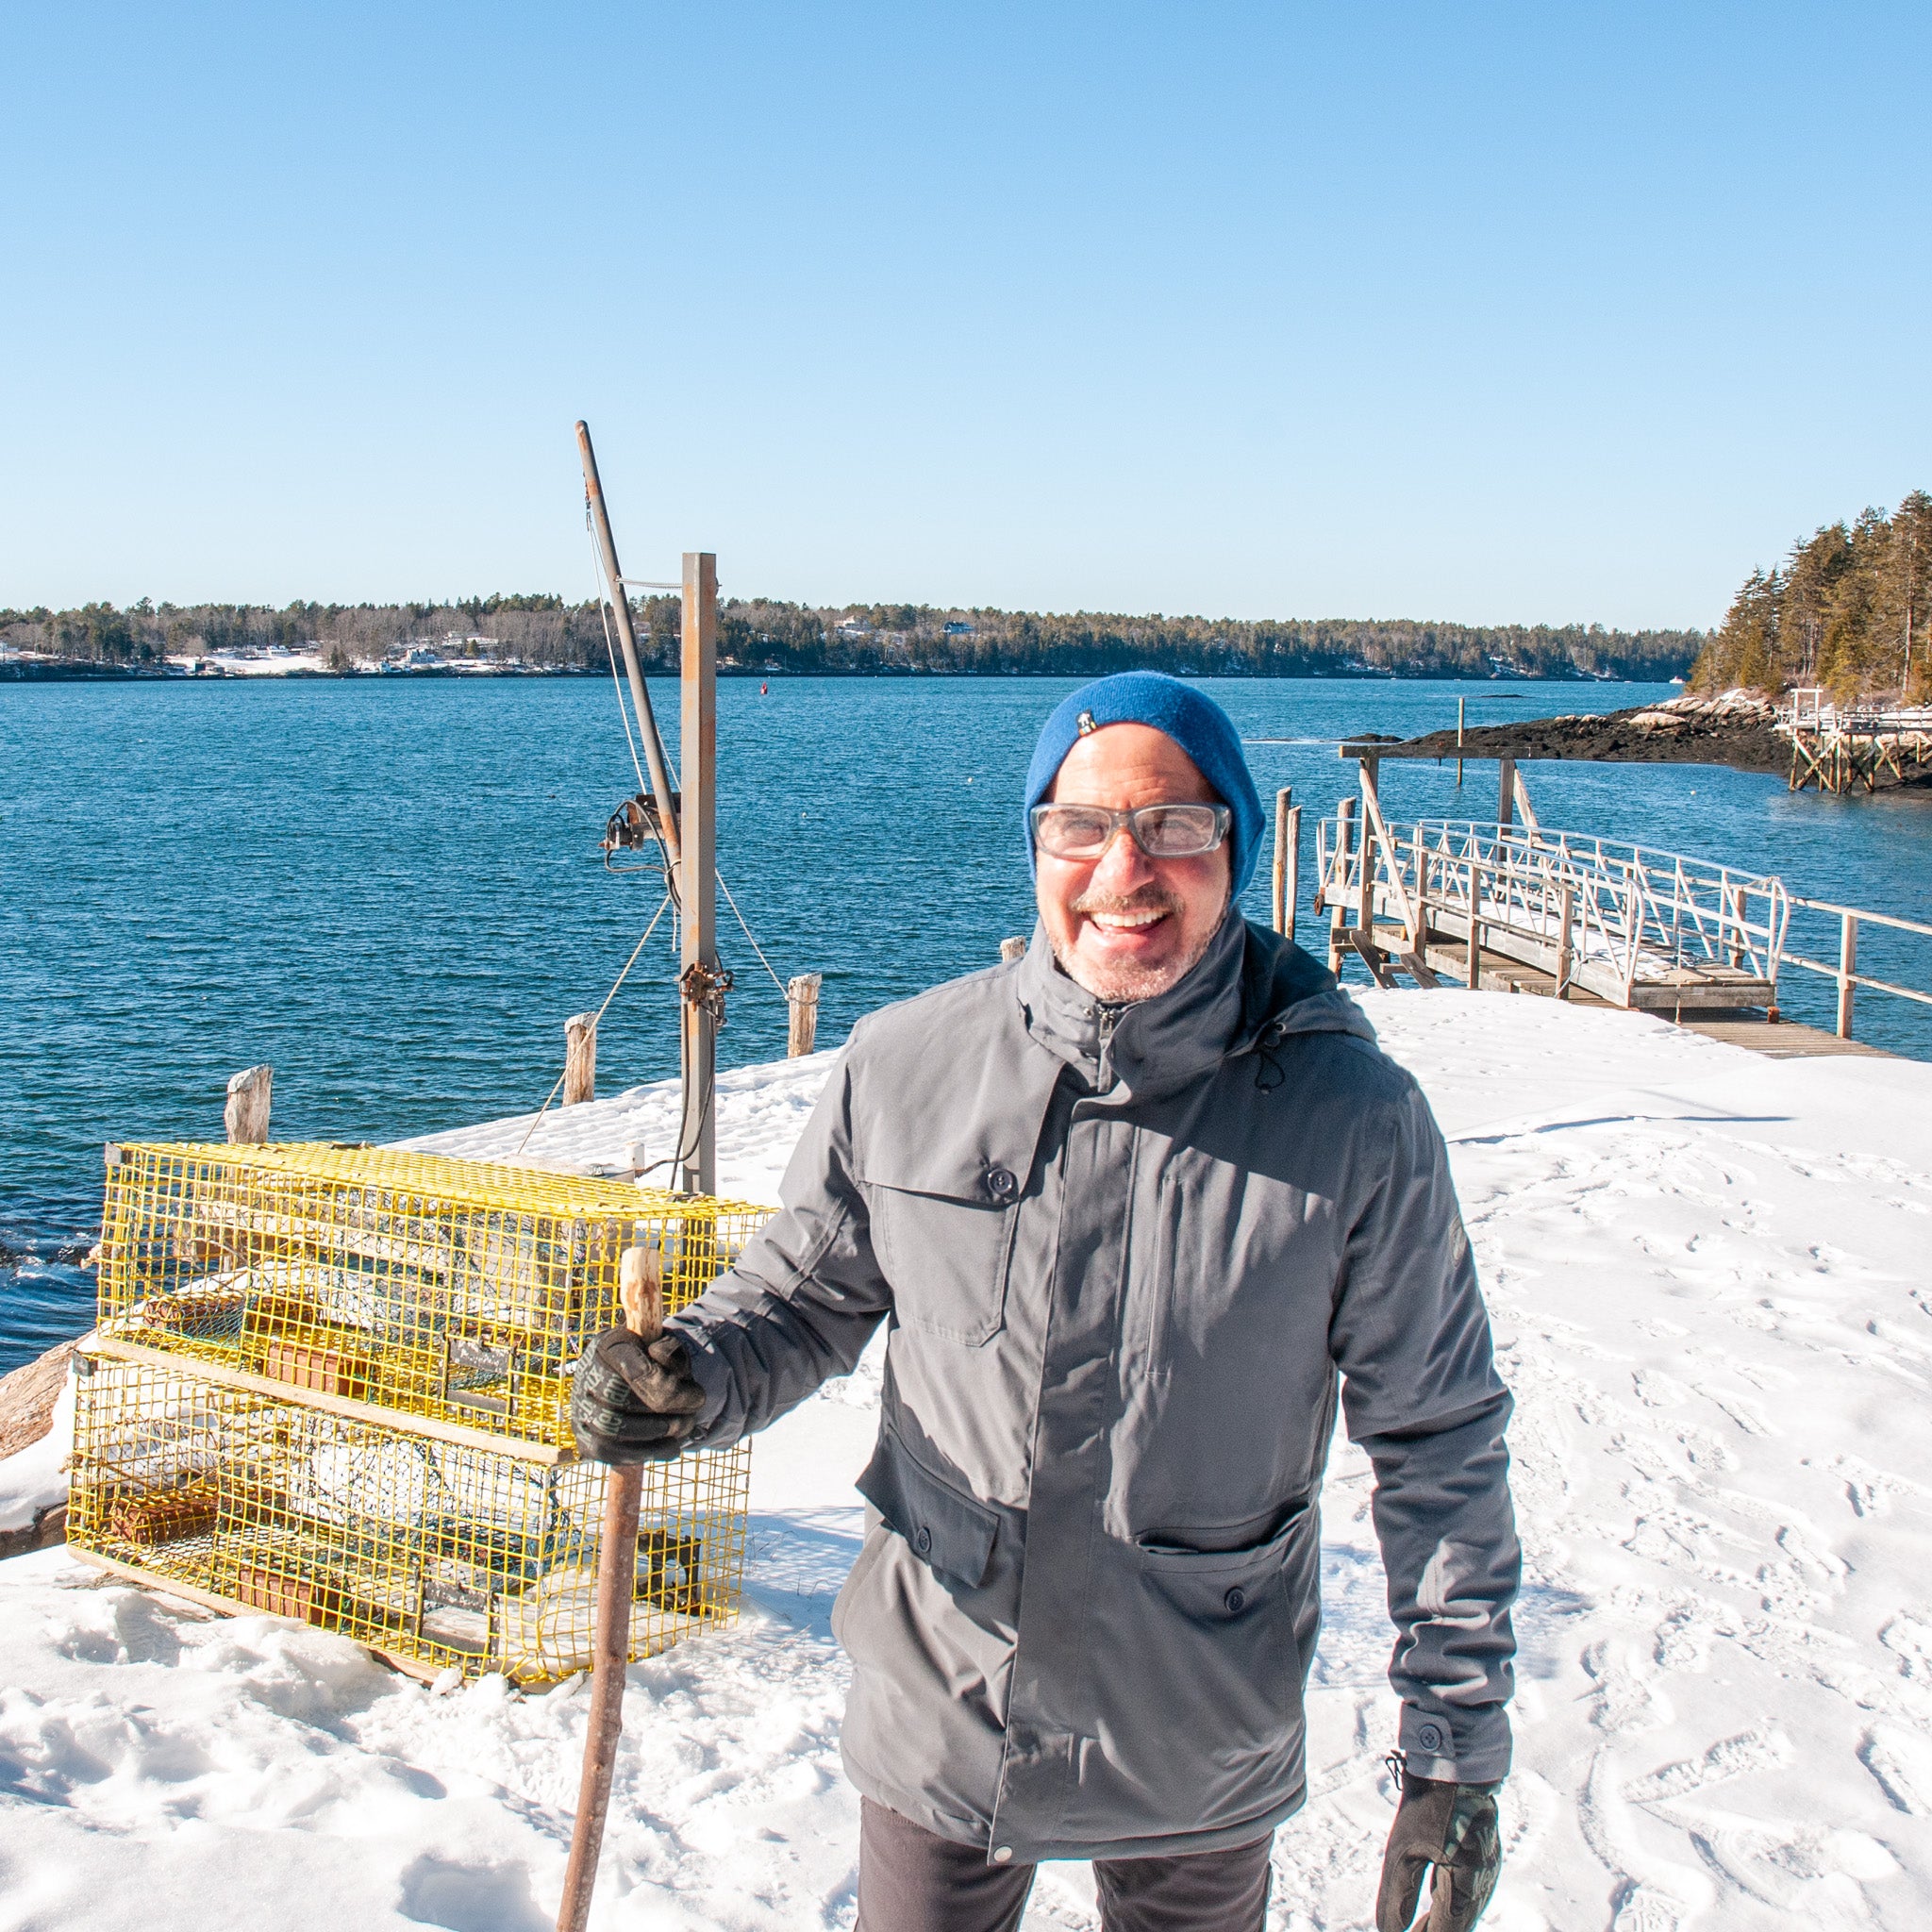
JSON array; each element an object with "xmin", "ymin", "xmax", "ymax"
[
  {"xmin": 1399, "ymin": 1702, "xmax": 1511, "ymax": 1785},
  {"xmin": 661, "ymin": 1311, "xmax": 735, "ymax": 1439}
]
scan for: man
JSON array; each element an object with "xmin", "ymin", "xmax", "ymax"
[{"xmin": 574, "ymin": 672, "xmax": 1520, "ymax": 1932}]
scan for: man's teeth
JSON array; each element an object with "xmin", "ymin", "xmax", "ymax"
[{"xmin": 1091, "ymin": 909, "xmax": 1167, "ymax": 931}]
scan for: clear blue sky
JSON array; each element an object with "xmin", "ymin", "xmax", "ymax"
[{"xmin": 2, "ymin": 2, "xmax": 1925, "ymax": 630}]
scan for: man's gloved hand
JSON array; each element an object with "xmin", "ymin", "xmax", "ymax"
[
  {"xmin": 571, "ymin": 1328, "xmax": 707, "ymax": 1464},
  {"xmin": 1375, "ymin": 1759, "xmax": 1502, "ymax": 1932}
]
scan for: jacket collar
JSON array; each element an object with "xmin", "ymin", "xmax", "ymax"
[
  {"xmin": 1013, "ymin": 907, "xmax": 1374, "ymax": 1102},
  {"xmin": 1014, "ymin": 905, "xmax": 1249, "ymax": 1100}
]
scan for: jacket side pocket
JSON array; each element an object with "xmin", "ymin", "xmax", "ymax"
[{"xmin": 856, "ymin": 1424, "xmax": 1000, "ymax": 1591}]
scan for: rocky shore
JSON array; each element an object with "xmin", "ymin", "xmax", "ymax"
[{"xmin": 1366, "ymin": 690, "xmax": 1808, "ymax": 780}]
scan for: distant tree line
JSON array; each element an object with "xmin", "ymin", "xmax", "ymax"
[
  {"xmin": 1690, "ymin": 491, "xmax": 1932, "ymax": 703},
  {"xmin": 2, "ymin": 592, "xmax": 1701, "ymax": 681}
]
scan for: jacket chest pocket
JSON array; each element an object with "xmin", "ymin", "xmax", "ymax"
[
  {"xmin": 868, "ymin": 1178, "xmax": 1018, "ymax": 1345},
  {"xmin": 1142, "ymin": 1155, "xmax": 1327, "ymax": 1389}
]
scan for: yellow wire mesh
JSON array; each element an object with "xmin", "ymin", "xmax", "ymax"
[
  {"xmin": 93, "ymin": 1142, "xmax": 771, "ymax": 1453},
  {"xmin": 67, "ymin": 1352, "xmax": 753, "ymax": 1686}
]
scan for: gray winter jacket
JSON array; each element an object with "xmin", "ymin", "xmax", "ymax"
[{"xmin": 668, "ymin": 908, "xmax": 1519, "ymax": 1863}]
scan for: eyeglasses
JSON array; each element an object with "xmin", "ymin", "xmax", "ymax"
[{"xmin": 1030, "ymin": 802, "xmax": 1231, "ymax": 860}]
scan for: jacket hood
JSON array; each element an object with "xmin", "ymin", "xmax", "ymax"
[{"xmin": 1014, "ymin": 905, "xmax": 1374, "ymax": 1099}]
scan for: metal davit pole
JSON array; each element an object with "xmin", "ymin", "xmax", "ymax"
[{"xmin": 576, "ymin": 420, "xmax": 683, "ymax": 878}]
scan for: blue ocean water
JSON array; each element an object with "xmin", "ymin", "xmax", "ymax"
[{"xmin": 4, "ymin": 674, "xmax": 1930, "ymax": 1372}]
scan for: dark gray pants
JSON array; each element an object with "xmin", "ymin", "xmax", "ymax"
[{"xmin": 856, "ymin": 1798, "xmax": 1274, "ymax": 1932}]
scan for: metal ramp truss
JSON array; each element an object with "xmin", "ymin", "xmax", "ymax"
[{"xmin": 1312, "ymin": 815, "xmax": 1789, "ymax": 1012}]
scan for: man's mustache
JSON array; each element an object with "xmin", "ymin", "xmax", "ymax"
[{"xmin": 1072, "ymin": 888, "xmax": 1179, "ymax": 918}]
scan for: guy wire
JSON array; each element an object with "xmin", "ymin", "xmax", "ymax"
[
  {"xmin": 716, "ymin": 871, "xmax": 790, "ymax": 997},
  {"xmin": 514, "ymin": 891, "xmax": 674, "ymax": 1158}
]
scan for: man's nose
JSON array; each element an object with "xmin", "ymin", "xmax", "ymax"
[{"xmin": 1091, "ymin": 825, "xmax": 1156, "ymax": 890}]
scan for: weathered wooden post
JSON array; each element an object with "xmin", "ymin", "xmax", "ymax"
[
  {"xmin": 1327, "ymin": 798, "xmax": 1357, "ymax": 978},
  {"xmin": 1498, "ymin": 757, "xmax": 1515, "ymax": 829},
  {"xmin": 1510, "ymin": 764, "xmax": 1541, "ymax": 833},
  {"xmin": 1412, "ymin": 830, "xmax": 1432, "ymax": 964},
  {"xmin": 1357, "ymin": 758, "xmax": 1381, "ymax": 948},
  {"xmin": 1282, "ymin": 806, "xmax": 1301, "ymax": 945},
  {"xmin": 1457, "ymin": 695, "xmax": 1466, "ymax": 788},
  {"xmin": 677, "ymin": 552, "xmax": 720, "ymax": 1197},
  {"xmin": 563, "ymin": 1015, "xmax": 597, "ymax": 1106},
  {"xmin": 999, "ymin": 936, "xmax": 1028, "ymax": 964},
  {"xmin": 1272, "ymin": 787, "xmax": 1292, "ymax": 935},
  {"xmin": 786, "ymin": 973, "xmax": 822, "ymax": 1057},
  {"xmin": 1556, "ymin": 884, "xmax": 1574, "ymax": 1000},
  {"xmin": 225, "ymin": 1065, "xmax": 272, "ymax": 1143},
  {"xmin": 1467, "ymin": 858, "xmax": 1486, "ymax": 991},
  {"xmin": 1837, "ymin": 911, "xmax": 1858, "ymax": 1039}
]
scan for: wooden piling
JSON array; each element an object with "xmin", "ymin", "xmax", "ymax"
[
  {"xmin": 1556, "ymin": 884, "xmax": 1574, "ymax": 1000},
  {"xmin": 225, "ymin": 1065, "xmax": 272, "ymax": 1144},
  {"xmin": 1497, "ymin": 757, "xmax": 1515, "ymax": 829},
  {"xmin": 1510, "ymin": 764, "xmax": 1541, "ymax": 833},
  {"xmin": 1272, "ymin": 788, "xmax": 1293, "ymax": 935},
  {"xmin": 1282, "ymin": 806, "xmax": 1301, "ymax": 945},
  {"xmin": 1837, "ymin": 912, "xmax": 1859, "ymax": 1039},
  {"xmin": 563, "ymin": 1015, "xmax": 597, "ymax": 1106},
  {"xmin": 999, "ymin": 936, "xmax": 1028, "ymax": 964},
  {"xmin": 1467, "ymin": 859, "xmax": 1485, "ymax": 991},
  {"xmin": 1327, "ymin": 798, "xmax": 1357, "ymax": 978},
  {"xmin": 786, "ymin": 973, "xmax": 823, "ymax": 1057},
  {"xmin": 1357, "ymin": 758, "xmax": 1381, "ymax": 949}
]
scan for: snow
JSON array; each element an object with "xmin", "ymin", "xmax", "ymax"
[{"xmin": 8, "ymin": 995, "xmax": 1932, "ymax": 1927}]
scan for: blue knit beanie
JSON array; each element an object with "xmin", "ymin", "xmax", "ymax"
[{"xmin": 1024, "ymin": 672, "xmax": 1264, "ymax": 893}]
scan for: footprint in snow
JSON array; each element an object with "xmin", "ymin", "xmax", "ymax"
[
  {"xmin": 1620, "ymin": 1724, "xmax": 1792, "ymax": 1806},
  {"xmin": 1611, "ymin": 1888, "xmax": 1684, "ymax": 1932}
]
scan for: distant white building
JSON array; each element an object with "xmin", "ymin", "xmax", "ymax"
[{"xmin": 942, "ymin": 621, "xmax": 975, "ymax": 637}]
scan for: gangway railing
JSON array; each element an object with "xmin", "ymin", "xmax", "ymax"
[
  {"xmin": 1779, "ymin": 896, "xmax": 1932, "ymax": 1040},
  {"xmin": 1313, "ymin": 816, "xmax": 1790, "ymax": 1011}
]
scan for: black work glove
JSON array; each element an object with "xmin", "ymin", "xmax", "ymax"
[
  {"xmin": 1376, "ymin": 1761, "xmax": 1503, "ymax": 1932},
  {"xmin": 571, "ymin": 1328, "xmax": 707, "ymax": 1465}
]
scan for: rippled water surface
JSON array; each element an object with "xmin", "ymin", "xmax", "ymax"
[{"xmin": 5, "ymin": 674, "xmax": 1930, "ymax": 1370}]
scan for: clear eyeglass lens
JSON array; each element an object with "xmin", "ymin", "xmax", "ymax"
[
  {"xmin": 1138, "ymin": 806, "xmax": 1222, "ymax": 855},
  {"xmin": 1034, "ymin": 804, "xmax": 1224, "ymax": 858},
  {"xmin": 1039, "ymin": 808, "xmax": 1116, "ymax": 855}
]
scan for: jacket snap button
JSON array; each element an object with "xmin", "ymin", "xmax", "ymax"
[
  {"xmin": 992, "ymin": 1846, "xmax": 1014, "ymax": 1864},
  {"xmin": 915, "ymin": 1525, "xmax": 933, "ymax": 1555},
  {"xmin": 986, "ymin": 1166, "xmax": 1016, "ymax": 1200},
  {"xmin": 1224, "ymin": 1586, "xmax": 1246, "ymax": 1613}
]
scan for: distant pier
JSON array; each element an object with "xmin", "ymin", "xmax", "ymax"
[{"xmin": 1778, "ymin": 688, "xmax": 1932, "ymax": 794}]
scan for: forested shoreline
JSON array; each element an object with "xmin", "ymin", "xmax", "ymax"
[
  {"xmin": 1690, "ymin": 491, "xmax": 1931, "ymax": 703},
  {"xmin": 0, "ymin": 594, "xmax": 1699, "ymax": 682}
]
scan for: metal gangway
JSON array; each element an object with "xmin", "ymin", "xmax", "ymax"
[{"xmin": 1312, "ymin": 749, "xmax": 1789, "ymax": 1011}]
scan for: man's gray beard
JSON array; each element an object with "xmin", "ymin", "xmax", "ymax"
[{"xmin": 1048, "ymin": 895, "xmax": 1227, "ymax": 1005}]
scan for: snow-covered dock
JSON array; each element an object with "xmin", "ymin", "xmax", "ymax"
[{"xmin": 6, "ymin": 994, "xmax": 1932, "ymax": 1929}]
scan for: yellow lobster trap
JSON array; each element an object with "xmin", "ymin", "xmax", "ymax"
[
  {"xmin": 68, "ymin": 1141, "xmax": 772, "ymax": 1683},
  {"xmin": 67, "ymin": 1352, "xmax": 751, "ymax": 1685},
  {"xmin": 92, "ymin": 1141, "xmax": 770, "ymax": 1454}
]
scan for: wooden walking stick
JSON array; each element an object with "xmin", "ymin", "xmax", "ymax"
[{"xmin": 556, "ymin": 1241, "xmax": 661, "ymax": 1932}]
